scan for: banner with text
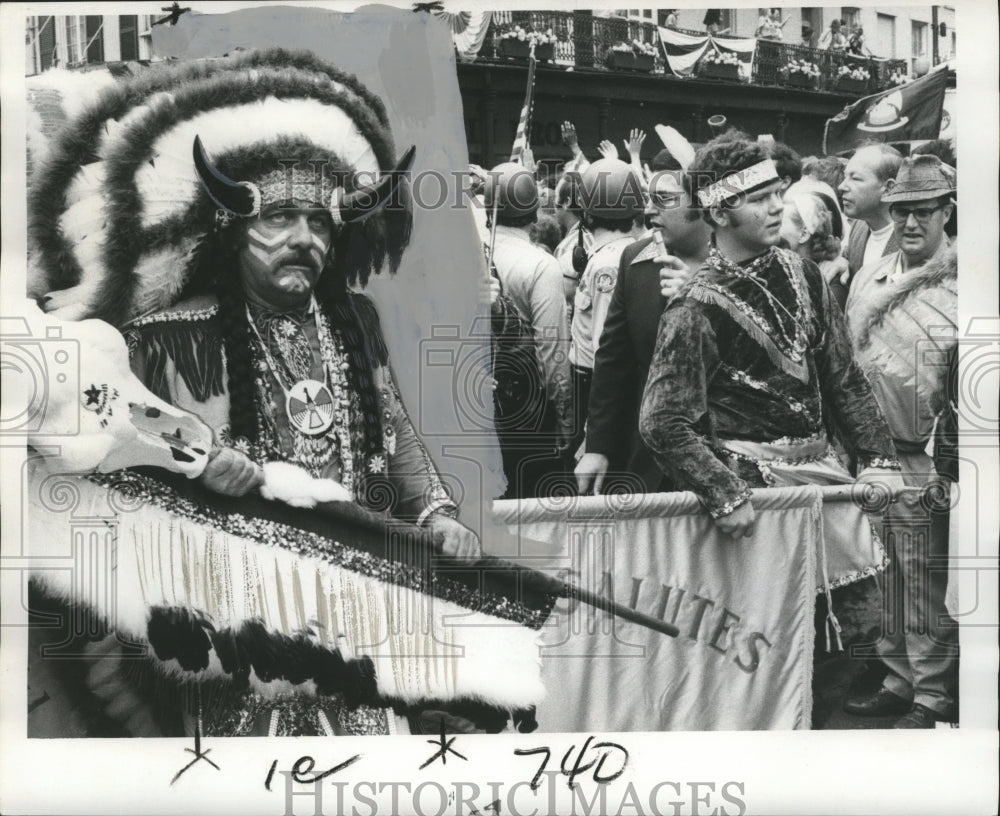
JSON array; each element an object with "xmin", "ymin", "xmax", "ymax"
[{"xmin": 494, "ymin": 486, "xmax": 870, "ymax": 731}]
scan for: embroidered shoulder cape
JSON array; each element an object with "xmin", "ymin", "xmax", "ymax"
[{"xmin": 639, "ymin": 247, "xmax": 896, "ymax": 517}]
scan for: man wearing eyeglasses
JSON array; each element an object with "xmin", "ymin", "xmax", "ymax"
[
  {"xmin": 576, "ymin": 155, "xmax": 710, "ymax": 496},
  {"xmin": 843, "ymin": 154, "xmax": 959, "ymax": 728}
]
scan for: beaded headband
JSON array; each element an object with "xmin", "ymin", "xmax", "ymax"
[
  {"xmin": 255, "ymin": 167, "xmax": 339, "ymax": 209},
  {"xmin": 196, "ymin": 135, "xmax": 416, "ymax": 232},
  {"xmin": 697, "ymin": 159, "xmax": 779, "ymax": 208}
]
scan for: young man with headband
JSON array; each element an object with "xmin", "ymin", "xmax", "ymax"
[{"xmin": 638, "ymin": 133, "xmax": 902, "ymax": 539}]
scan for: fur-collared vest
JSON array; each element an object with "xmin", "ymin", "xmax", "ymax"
[{"xmin": 846, "ymin": 241, "xmax": 957, "ymax": 446}]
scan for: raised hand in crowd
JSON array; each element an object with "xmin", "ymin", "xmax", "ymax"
[
  {"xmin": 625, "ymin": 128, "xmax": 647, "ymax": 162},
  {"xmin": 714, "ymin": 501, "xmax": 756, "ymax": 540},
  {"xmin": 575, "ymin": 452, "xmax": 610, "ymax": 495},
  {"xmin": 521, "ymin": 146, "xmax": 537, "ymax": 174},
  {"xmin": 561, "ymin": 120, "xmax": 580, "ymax": 150},
  {"xmin": 598, "ymin": 139, "xmax": 619, "ymax": 161},
  {"xmin": 625, "ymin": 128, "xmax": 648, "ymax": 185},
  {"xmin": 200, "ymin": 446, "xmax": 265, "ymax": 497}
]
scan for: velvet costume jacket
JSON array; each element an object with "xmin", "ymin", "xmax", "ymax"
[
  {"xmin": 586, "ymin": 236, "xmax": 670, "ymax": 492},
  {"xmin": 125, "ymin": 293, "xmax": 454, "ymax": 524},
  {"xmin": 639, "ymin": 247, "xmax": 896, "ymax": 518}
]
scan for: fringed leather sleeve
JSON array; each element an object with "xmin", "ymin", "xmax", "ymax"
[
  {"xmin": 375, "ymin": 365, "xmax": 457, "ymax": 524},
  {"xmin": 348, "ymin": 292, "xmax": 456, "ymax": 523},
  {"xmin": 126, "ymin": 306, "xmax": 226, "ymax": 405}
]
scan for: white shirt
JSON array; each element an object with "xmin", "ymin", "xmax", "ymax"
[{"xmin": 862, "ymin": 222, "xmax": 894, "ymax": 268}]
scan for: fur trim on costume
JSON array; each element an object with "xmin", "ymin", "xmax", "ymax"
[
  {"xmin": 852, "ymin": 243, "xmax": 957, "ymax": 351},
  {"xmin": 27, "ymin": 464, "xmax": 552, "ymax": 709},
  {"xmin": 260, "ymin": 461, "xmax": 353, "ymax": 507}
]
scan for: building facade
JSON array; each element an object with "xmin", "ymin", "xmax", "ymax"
[
  {"xmin": 23, "ymin": 8, "xmax": 955, "ymax": 168},
  {"xmin": 667, "ymin": 6, "xmax": 955, "ymax": 67},
  {"xmin": 457, "ymin": 7, "xmax": 953, "ymax": 166},
  {"xmin": 25, "ymin": 14, "xmax": 154, "ymax": 76}
]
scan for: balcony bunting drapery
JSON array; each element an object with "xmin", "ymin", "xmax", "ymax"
[
  {"xmin": 658, "ymin": 27, "xmax": 757, "ymax": 78},
  {"xmin": 437, "ymin": 10, "xmax": 493, "ymax": 61}
]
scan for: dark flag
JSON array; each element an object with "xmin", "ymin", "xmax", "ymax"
[{"xmin": 823, "ymin": 64, "xmax": 949, "ymax": 155}]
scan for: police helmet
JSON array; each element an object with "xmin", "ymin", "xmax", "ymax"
[
  {"xmin": 484, "ymin": 162, "xmax": 539, "ymax": 218},
  {"xmin": 579, "ymin": 158, "xmax": 645, "ymax": 220}
]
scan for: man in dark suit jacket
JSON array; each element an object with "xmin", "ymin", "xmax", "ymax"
[{"xmin": 575, "ymin": 165, "xmax": 711, "ymax": 494}]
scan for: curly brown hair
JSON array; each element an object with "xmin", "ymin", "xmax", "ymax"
[{"xmin": 689, "ymin": 135, "xmax": 771, "ymax": 224}]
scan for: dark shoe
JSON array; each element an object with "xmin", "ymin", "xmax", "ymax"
[
  {"xmin": 843, "ymin": 687, "xmax": 912, "ymax": 717},
  {"xmin": 893, "ymin": 703, "xmax": 941, "ymax": 729}
]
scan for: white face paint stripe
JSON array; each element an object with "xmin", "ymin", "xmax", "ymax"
[
  {"xmin": 247, "ymin": 226, "xmax": 288, "ymax": 248},
  {"xmin": 247, "ymin": 243, "xmax": 287, "ymax": 267},
  {"xmin": 245, "ymin": 220, "xmax": 330, "ymax": 268}
]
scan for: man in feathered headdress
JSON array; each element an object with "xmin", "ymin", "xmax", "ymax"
[
  {"xmin": 26, "ymin": 49, "xmax": 524, "ymax": 738},
  {"xmin": 31, "ymin": 49, "xmax": 474, "ymax": 556},
  {"xmin": 132, "ymin": 134, "xmax": 471, "ymax": 541}
]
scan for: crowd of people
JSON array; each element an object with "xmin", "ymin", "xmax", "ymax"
[
  {"xmin": 474, "ymin": 118, "xmax": 959, "ymax": 729},
  {"xmin": 25, "ymin": 40, "xmax": 959, "ymax": 734},
  {"xmin": 658, "ymin": 8, "xmax": 873, "ymax": 56}
]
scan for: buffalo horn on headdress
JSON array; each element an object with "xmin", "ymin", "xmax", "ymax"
[
  {"xmin": 192, "ymin": 135, "xmax": 261, "ymax": 217},
  {"xmin": 331, "ymin": 145, "xmax": 416, "ymax": 225}
]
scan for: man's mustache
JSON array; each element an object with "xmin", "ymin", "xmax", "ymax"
[{"xmin": 276, "ymin": 249, "xmax": 325, "ymax": 270}]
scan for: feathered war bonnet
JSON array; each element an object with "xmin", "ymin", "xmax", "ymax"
[{"xmin": 27, "ymin": 48, "xmax": 413, "ymax": 328}]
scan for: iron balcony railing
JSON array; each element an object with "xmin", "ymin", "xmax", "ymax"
[{"xmin": 481, "ymin": 11, "xmax": 908, "ymax": 96}]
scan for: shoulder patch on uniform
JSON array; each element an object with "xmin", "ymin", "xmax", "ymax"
[{"xmin": 594, "ymin": 267, "xmax": 618, "ymax": 293}]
